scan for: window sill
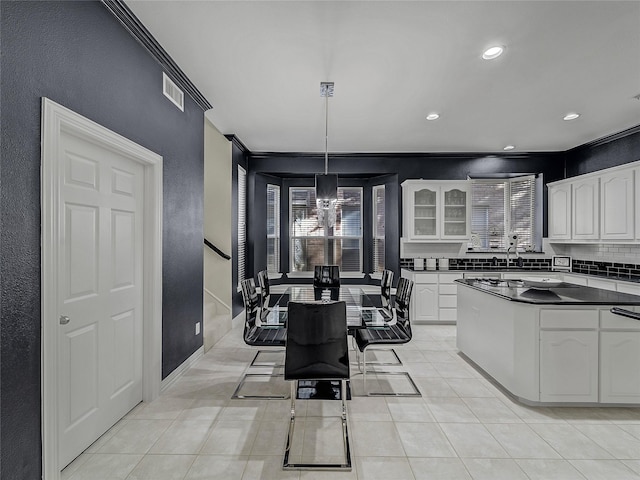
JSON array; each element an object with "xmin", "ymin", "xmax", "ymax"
[{"xmin": 266, "ymin": 272, "xmax": 283, "ymax": 280}]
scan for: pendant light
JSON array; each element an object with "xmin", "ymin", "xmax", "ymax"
[{"xmin": 316, "ymin": 81, "xmax": 338, "ymax": 228}]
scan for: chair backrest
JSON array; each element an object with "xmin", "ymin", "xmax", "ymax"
[
  {"xmin": 284, "ymin": 301, "xmax": 349, "ymax": 381},
  {"xmin": 394, "ymin": 278, "xmax": 414, "ymax": 337},
  {"xmin": 256, "ymin": 270, "xmax": 270, "ymax": 307},
  {"xmin": 240, "ymin": 278, "xmax": 260, "ymax": 328},
  {"xmin": 380, "ymin": 269, "xmax": 394, "ymax": 310},
  {"xmin": 313, "ymin": 265, "xmax": 340, "ymax": 288}
]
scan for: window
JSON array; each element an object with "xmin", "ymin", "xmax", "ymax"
[
  {"xmin": 237, "ymin": 166, "xmax": 246, "ymax": 287},
  {"xmin": 372, "ymin": 185, "xmax": 385, "ymax": 273},
  {"xmin": 266, "ymin": 184, "xmax": 280, "ymax": 273},
  {"xmin": 471, "ymin": 175, "xmax": 537, "ymax": 250},
  {"xmin": 290, "ymin": 186, "xmax": 362, "ymax": 273}
]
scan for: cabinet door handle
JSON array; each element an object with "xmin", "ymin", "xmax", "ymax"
[{"xmin": 59, "ymin": 315, "xmax": 70, "ymax": 325}]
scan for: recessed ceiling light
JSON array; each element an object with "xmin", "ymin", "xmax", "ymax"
[
  {"xmin": 426, "ymin": 113, "xmax": 440, "ymax": 121},
  {"xmin": 482, "ymin": 45, "xmax": 504, "ymax": 60},
  {"xmin": 563, "ymin": 112, "xmax": 580, "ymax": 121},
  {"xmin": 503, "ymin": 145, "xmax": 515, "ymax": 151}
]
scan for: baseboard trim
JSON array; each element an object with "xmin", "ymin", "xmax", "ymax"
[{"xmin": 160, "ymin": 346, "xmax": 204, "ymax": 393}]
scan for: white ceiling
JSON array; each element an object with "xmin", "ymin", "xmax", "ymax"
[{"xmin": 127, "ymin": 1, "xmax": 640, "ymax": 153}]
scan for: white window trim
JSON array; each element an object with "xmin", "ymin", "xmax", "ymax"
[{"xmin": 288, "ymin": 186, "xmax": 364, "ymax": 274}]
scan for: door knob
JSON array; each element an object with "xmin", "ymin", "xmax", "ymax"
[{"xmin": 59, "ymin": 315, "xmax": 70, "ymax": 325}]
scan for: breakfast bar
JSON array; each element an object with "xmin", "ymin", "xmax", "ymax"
[{"xmin": 455, "ymin": 278, "xmax": 640, "ymax": 405}]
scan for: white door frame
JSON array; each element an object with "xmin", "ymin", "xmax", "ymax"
[{"xmin": 41, "ymin": 98, "xmax": 163, "ymax": 479}]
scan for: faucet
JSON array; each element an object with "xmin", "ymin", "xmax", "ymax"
[{"xmin": 506, "ymin": 233, "xmax": 522, "ymax": 268}]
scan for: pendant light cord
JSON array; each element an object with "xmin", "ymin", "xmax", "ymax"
[{"xmin": 324, "ymin": 91, "xmax": 329, "ymax": 175}]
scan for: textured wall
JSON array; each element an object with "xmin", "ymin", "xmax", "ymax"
[{"xmin": 1, "ymin": 2, "xmax": 204, "ymax": 477}]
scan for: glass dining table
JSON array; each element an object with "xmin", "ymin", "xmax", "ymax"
[{"xmin": 260, "ymin": 286, "xmax": 388, "ymax": 332}]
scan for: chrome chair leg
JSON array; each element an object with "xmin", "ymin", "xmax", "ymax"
[{"xmin": 362, "ymin": 346, "xmax": 421, "ymax": 397}]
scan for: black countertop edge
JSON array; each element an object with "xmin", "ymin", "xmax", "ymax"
[{"xmin": 455, "ymin": 279, "xmax": 640, "ymax": 305}]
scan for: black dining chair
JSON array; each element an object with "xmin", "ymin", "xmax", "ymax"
[
  {"xmin": 232, "ymin": 278, "xmax": 287, "ymax": 399},
  {"xmin": 256, "ymin": 269, "xmax": 271, "ymax": 310},
  {"xmin": 313, "ymin": 265, "xmax": 340, "ymax": 289},
  {"xmin": 380, "ymin": 269, "xmax": 394, "ymax": 319},
  {"xmin": 283, "ymin": 301, "xmax": 352, "ymax": 471},
  {"xmin": 354, "ymin": 277, "xmax": 420, "ymax": 396}
]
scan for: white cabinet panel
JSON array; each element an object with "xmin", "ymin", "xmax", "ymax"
[
  {"xmin": 412, "ymin": 282, "xmax": 439, "ymax": 322},
  {"xmin": 600, "ymin": 331, "xmax": 640, "ymax": 403},
  {"xmin": 616, "ymin": 282, "xmax": 640, "ymax": 296},
  {"xmin": 572, "ymin": 177, "xmax": 599, "ymax": 240},
  {"xmin": 600, "ymin": 169, "xmax": 634, "ymax": 240},
  {"xmin": 540, "ymin": 330, "xmax": 598, "ymax": 402},
  {"xmin": 548, "ymin": 184, "xmax": 572, "ymax": 240},
  {"xmin": 402, "ymin": 180, "xmax": 469, "ymax": 241}
]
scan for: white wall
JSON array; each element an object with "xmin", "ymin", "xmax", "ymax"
[{"xmin": 203, "ymin": 118, "xmax": 233, "ymax": 348}]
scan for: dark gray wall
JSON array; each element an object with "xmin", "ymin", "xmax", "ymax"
[
  {"xmin": 565, "ymin": 127, "xmax": 640, "ymax": 177},
  {"xmin": 1, "ymin": 2, "xmax": 204, "ymax": 477},
  {"xmin": 246, "ymin": 151, "xmax": 565, "ymax": 286}
]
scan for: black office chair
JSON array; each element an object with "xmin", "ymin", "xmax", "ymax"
[
  {"xmin": 354, "ymin": 277, "xmax": 420, "ymax": 397},
  {"xmin": 283, "ymin": 301, "xmax": 352, "ymax": 471},
  {"xmin": 257, "ymin": 270, "xmax": 271, "ymax": 310},
  {"xmin": 313, "ymin": 265, "xmax": 340, "ymax": 289},
  {"xmin": 232, "ymin": 278, "xmax": 287, "ymax": 399}
]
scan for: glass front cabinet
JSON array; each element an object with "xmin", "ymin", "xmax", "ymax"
[{"xmin": 402, "ymin": 180, "xmax": 470, "ymax": 241}]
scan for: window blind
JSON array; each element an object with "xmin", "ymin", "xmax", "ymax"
[
  {"xmin": 372, "ymin": 185, "xmax": 385, "ymax": 273},
  {"xmin": 470, "ymin": 176, "xmax": 537, "ymax": 250},
  {"xmin": 266, "ymin": 184, "xmax": 280, "ymax": 273},
  {"xmin": 237, "ymin": 166, "xmax": 246, "ymax": 286},
  {"xmin": 290, "ymin": 186, "xmax": 362, "ymax": 273}
]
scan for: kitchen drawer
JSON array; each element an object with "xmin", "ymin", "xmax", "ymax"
[
  {"xmin": 438, "ymin": 273, "xmax": 462, "ymax": 283},
  {"xmin": 439, "ymin": 295, "xmax": 457, "ymax": 308},
  {"xmin": 540, "ymin": 309, "xmax": 599, "ymax": 329},
  {"xmin": 413, "ymin": 273, "xmax": 438, "ymax": 284},
  {"xmin": 439, "ymin": 308, "xmax": 457, "ymax": 321},
  {"xmin": 601, "ymin": 308, "xmax": 640, "ymax": 330},
  {"xmin": 439, "ymin": 284, "xmax": 458, "ymax": 295}
]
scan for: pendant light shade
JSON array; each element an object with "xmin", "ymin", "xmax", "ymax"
[{"xmin": 315, "ymin": 174, "xmax": 338, "ymax": 201}]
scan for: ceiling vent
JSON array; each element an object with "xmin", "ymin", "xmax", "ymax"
[{"xmin": 163, "ymin": 72, "xmax": 184, "ymax": 111}]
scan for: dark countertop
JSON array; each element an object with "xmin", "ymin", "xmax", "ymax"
[{"xmin": 455, "ymin": 278, "xmax": 640, "ymax": 305}]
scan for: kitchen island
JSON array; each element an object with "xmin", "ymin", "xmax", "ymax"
[{"xmin": 455, "ymin": 278, "xmax": 640, "ymax": 405}]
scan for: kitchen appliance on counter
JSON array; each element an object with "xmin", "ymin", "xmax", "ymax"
[
  {"xmin": 413, "ymin": 258, "xmax": 424, "ymax": 270},
  {"xmin": 426, "ymin": 258, "xmax": 437, "ymax": 271},
  {"xmin": 551, "ymin": 255, "xmax": 572, "ymax": 272},
  {"xmin": 438, "ymin": 258, "xmax": 449, "ymax": 270}
]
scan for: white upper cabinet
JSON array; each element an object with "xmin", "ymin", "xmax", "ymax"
[
  {"xmin": 572, "ymin": 177, "xmax": 599, "ymax": 240},
  {"xmin": 548, "ymin": 183, "xmax": 572, "ymax": 240},
  {"xmin": 402, "ymin": 180, "xmax": 469, "ymax": 241},
  {"xmin": 547, "ymin": 161, "xmax": 639, "ymax": 243},
  {"xmin": 600, "ymin": 168, "xmax": 634, "ymax": 240}
]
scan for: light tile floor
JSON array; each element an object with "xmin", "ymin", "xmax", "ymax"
[{"xmin": 63, "ymin": 324, "xmax": 640, "ymax": 480}]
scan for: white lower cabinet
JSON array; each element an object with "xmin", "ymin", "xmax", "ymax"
[
  {"xmin": 438, "ymin": 273, "xmax": 462, "ymax": 322},
  {"xmin": 540, "ymin": 329, "xmax": 599, "ymax": 402},
  {"xmin": 539, "ymin": 309, "xmax": 599, "ymax": 403},
  {"xmin": 412, "ymin": 274, "xmax": 439, "ymax": 322},
  {"xmin": 600, "ymin": 331, "xmax": 640, "ymax": 403},
  {"xmin": 600, "ymin": 308, "xmax": 640, "ymax": 403}
]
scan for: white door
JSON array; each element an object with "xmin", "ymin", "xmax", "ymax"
[{"xmin": 58, "ymin": 129, "xmax": 144, "ymax": 467}]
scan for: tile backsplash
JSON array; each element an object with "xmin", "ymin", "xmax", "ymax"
[{"xmin": 400, "ymin": 242, "xmax": 640, "ymax": 282}]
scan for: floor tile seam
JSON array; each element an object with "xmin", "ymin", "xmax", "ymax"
[
  {"xmin": 123, "ymin": 453, "xmax": 197, "ymax": 480},
  {"xmin": 567, "ymin": 458, "xmax": 640, "ymax": 476},
  {"xmin": 526, "ymin": 423, "xmax": 607, "ymax": 461},
  {"xmin": 571, "ymin": 422, "xmax": 640, "ymax": 459},
  {"xmin": 459, "ymin": 457, "xmax": 533, "ymax": 480},
  {"xmin": 439, "ymin": 422, "xmax": 513, "ymax": 460}
]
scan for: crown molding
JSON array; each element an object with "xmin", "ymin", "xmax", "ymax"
[
  {"xmin": 568, "ymin": 124, "xmax": 640, "ymax": 152},
  {"xmin": 101, "ymin": 0, "xmax": 212, "ymax": 111}
]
